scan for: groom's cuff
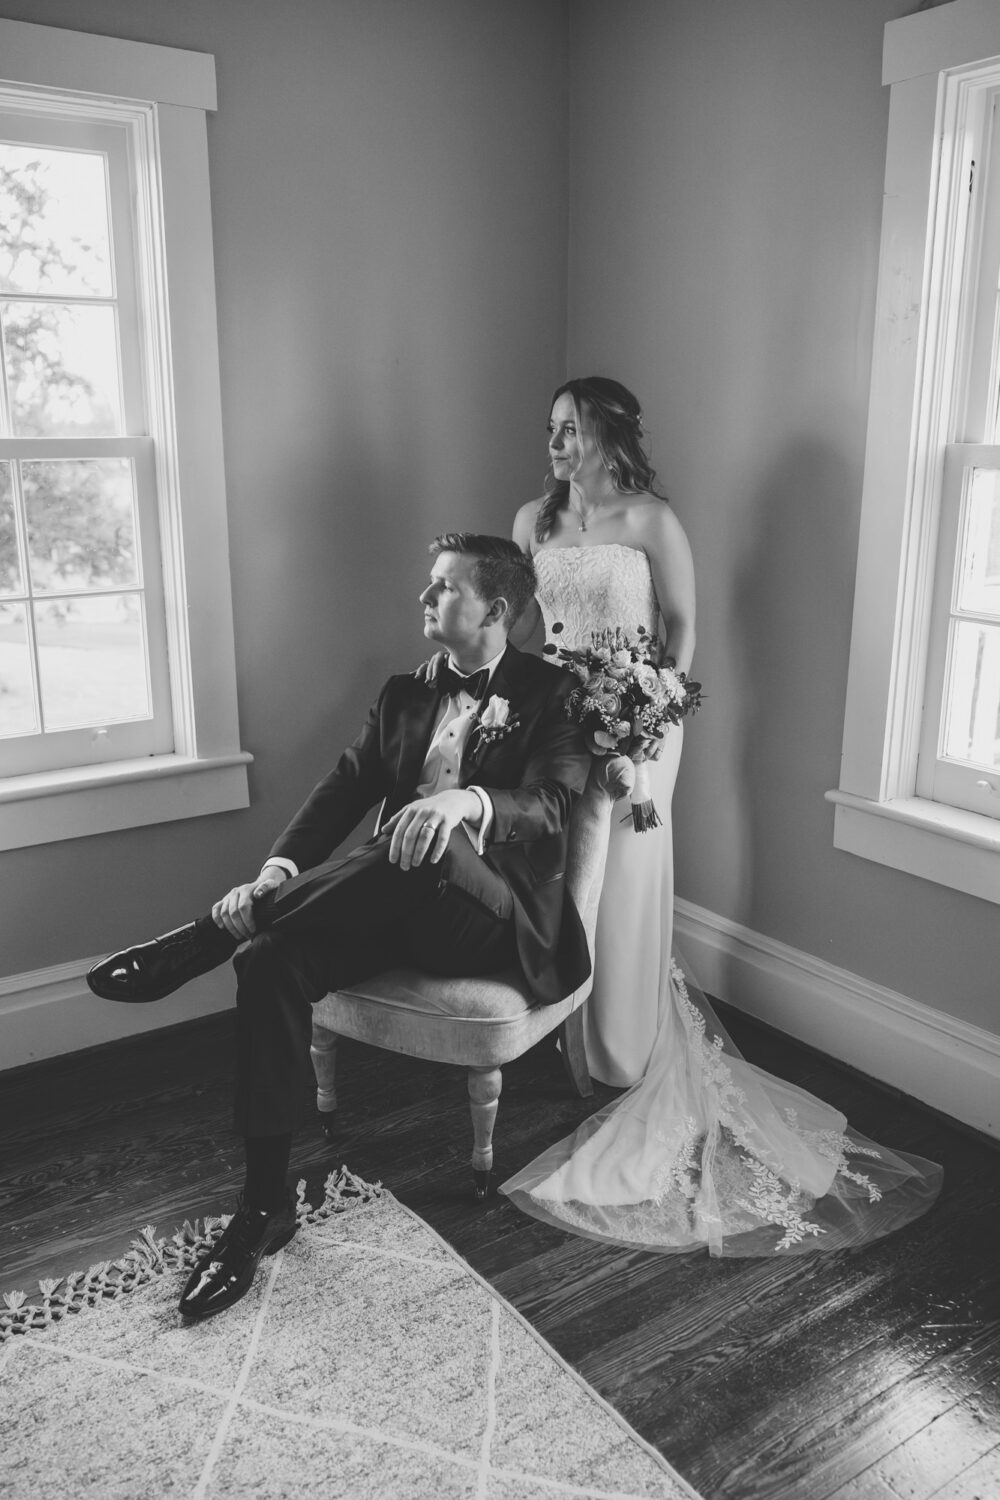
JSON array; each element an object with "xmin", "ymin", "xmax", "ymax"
[
  {"xmin": 464, "ymin": 786, "xmax": 493, "ymax": 854},
  {"xmin": 261, "ymin": 856, "xmax": 298, "ymax": 880}
]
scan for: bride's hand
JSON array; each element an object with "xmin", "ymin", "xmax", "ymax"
[
  {"xmin": 634, "ymin": 737, "xmax": 665, "ymax": 764},
  {"xmin": 603, "ymin": 754, "xmax": 636, "ymax": 800},
  {"xmin": 414, "ymin": 651, "xmax": 447, "ymax": 684}
]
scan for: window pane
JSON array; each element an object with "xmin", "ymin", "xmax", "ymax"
[
  {"xmin": 23, "ymin": 459, "xmax": 137, "ymax": 593},
  {"xmin": 0, "ymin": 142, "xmax": 113, "ymax": 298},
  {"xmin": 0, "ymin": 461, "xmax": 20, "ymax": 595},
  {"xmin": 943, "ymin": 620, "xmax": 1000, "ymax": 769},
  {"xmin": 3, "ymin": 301, "xmax": 121, "ymax": 436},
  {"xmin": 35, "ymin": 593, "xmax": 149, "ymax": 730},
  {"xmin": 957, "ymin": 468, "xmax": 1000, "ymax": 617},
  {"xmin": 0, "ymin": 602, "xmax": 37, "ymax": 735}
]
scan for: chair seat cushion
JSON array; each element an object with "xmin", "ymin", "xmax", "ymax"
[
  {"xmin": 313, "ymin": 966, "xmax": 588, "ymax": 1068},
  {"xmin": 329, "ymin": 966, "xmax": 533, "ymax": 1020}
]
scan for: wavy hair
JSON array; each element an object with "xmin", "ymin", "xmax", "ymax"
[{"xmin": 534, "ymin": 376, "xmax": 667, "ymax": 544}]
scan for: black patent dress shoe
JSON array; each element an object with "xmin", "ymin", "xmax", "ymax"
[
  {"xmin": 179, "ymin": 1193, "xmax": 298, "ymax": 1321},
  {"xmin": 86, "ymin": 920, "xmax": 237, "ymax": 1003}
]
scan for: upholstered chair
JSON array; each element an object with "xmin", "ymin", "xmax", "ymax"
[{"xmin": 310, "ymin": 762, "xmax": 611, "ymax": 1198}]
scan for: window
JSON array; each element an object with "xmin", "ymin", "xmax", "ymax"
[
  {"xmin": 828, "ymin": 0, "xmax": 1000, "ymax": 905},
  {"xmin": 0, "ymin": 114, "xmax": 170, "ymax": 776},
  {"xmin": 0, "ymin": 19, "xmax": 249, "ymax": 850}
]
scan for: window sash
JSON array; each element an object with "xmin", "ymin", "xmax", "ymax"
[
  {"xmin": 0, "ymin": 435, "xmax": 171, "ymax": 777},
  {"xmin": 918, "ymin": 444, "xmax": 1000, "ymax": 817},
  {"xmin": 0, "ymin": 110, "xmax": 147, "ymax": 437}
]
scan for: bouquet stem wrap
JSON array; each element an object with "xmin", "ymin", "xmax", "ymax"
[{"xmin": 629, "ymin": 759, "xmax": 662, "ymax": 833}]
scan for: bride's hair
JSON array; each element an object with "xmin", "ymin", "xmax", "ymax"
[{"xmin": 534, "ymin": 376, "xmax": 668, "ymax": 544}]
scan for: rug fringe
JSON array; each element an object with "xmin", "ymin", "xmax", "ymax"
[
  {"xmin": 299, "ymin": 1165, "xmax": 383, "ymax": 1228},
  {"xmin": 0, "ymin": 1165, "xmax": 381, "ymax": 1342}
]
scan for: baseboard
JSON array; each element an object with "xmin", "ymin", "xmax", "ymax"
[
  {"xmin": 6, "ymin": 914, "xmax": 999, "ymax": 1142},
  {"xmin": 0, "ymin": 956, "xmax": 234, "ymax": 1069},
  {"xmin": 675, "ymin": 898, "xmax": 1000, "ymax": 1141}
]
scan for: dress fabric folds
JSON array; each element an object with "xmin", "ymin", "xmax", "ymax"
[{"xmin": 501, "ymin": 543, "xmax": 942, "ymax": 1256}]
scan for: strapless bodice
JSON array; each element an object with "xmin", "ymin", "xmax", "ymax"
[{"xmin": 534, "ymin": 544, "xmax": 660, "ymax": 651}]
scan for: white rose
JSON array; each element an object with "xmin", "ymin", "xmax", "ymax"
[
  {"xmin": 480, "ymin": 695, "xmax": 510, "ymax": 728},
  {"xmin": 658, "ymin": 666, "xmax": 683, "ymax": 700}
]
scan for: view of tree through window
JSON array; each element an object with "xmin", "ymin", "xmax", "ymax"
[
  {"xmin": 942, "ymin": 467, "xmax": 1000, "ymax": 772},
  {"xmin": 0, "ymin": 141, "xmax": 150, "ymax": 741}
]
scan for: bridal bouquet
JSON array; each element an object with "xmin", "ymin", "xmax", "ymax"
[{"xmin": 544, "ymin": 623, "xmax": 703, "ymax": 831}]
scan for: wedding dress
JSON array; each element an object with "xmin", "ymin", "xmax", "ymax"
[
  {"xmin": 534, "ymin": 545, "xmax": 682, "ymax": 1087},
  {"xmin": 501, "ymin": 543, "xmax": 942, "ymax": 1256}
]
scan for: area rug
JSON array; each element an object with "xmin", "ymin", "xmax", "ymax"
[{"xmin": 0, "ymin": 1168, "xmax": 702, "ymax": 1500}]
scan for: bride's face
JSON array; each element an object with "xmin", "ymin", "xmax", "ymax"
[{"xmin": 547, "ymin": 394, "xmax": 604, "ymax": 485}]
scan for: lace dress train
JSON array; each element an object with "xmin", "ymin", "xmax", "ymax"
[
  {"xmin": 500, "ymin": 543, "xmax": 942, "ymax": 1255},
  {"xmin": 502, "ymin": 958, "xmax": 942, "ymax": 1255}
]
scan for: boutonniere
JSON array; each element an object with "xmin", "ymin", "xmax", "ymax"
[{"xmin": 470, "ymin": 695, "xmax": 520, "ymax": 751}]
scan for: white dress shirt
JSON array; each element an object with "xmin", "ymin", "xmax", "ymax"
[{"xmin": 261, "ymin": 647, "xmax": 504, "ymax": 882}]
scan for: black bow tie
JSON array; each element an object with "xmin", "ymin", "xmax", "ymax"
[{"xmin": 436, "ymin": 664, "xmax": 490, "ymax": 701}]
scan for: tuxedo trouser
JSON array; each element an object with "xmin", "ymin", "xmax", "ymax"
[{"xmin": 230, "ymin": 830, "xmax": 517, "ymax": 1135}]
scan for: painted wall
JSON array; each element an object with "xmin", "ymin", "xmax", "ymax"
[
  {"xmin": 0, "ymin": 0, "xmax": 568, "ymax": 1018},
  {"xmin": 567, "ymin": 0, "xmax": 998, "ymax": 1035},
  {"xmin": 3, "ymin": 0, "xmax": 995, "ymax": 1070}
]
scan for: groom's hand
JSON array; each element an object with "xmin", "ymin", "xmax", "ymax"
[
  {"xmin": 384, "ymin": 790, "xmax": 481, "ymax": 871},
  {"xmin": 212, "ymin": 865, "xmax": 289, "ymax": 941}
]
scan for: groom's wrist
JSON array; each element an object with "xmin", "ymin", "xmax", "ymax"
[
  {"xmin": 461, "ymin": 788, "xmax": 484, "ymax": 826},
  {"xmin": 464, "ymin": 786, "xmax": 493, "ymax": 853}
]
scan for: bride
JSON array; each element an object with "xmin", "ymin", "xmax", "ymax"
[
  {"xmin": 500, "ymin": 376, "xmax": 941, "ymax": 1256},
  {"xmin": 511, "ymin": 376, "xmax": 695, "ymax": 1088}
]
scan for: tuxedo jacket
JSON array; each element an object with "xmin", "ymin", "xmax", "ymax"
[{"xmin": 268, "ymin": 643, "xmax": 592, "ymax": 1004}]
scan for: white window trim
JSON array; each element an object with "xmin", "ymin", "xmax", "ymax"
[
  {"xmin": 828, "ymin": 0, "xmax": 1000, "ymax": 906},
  {"xmin": 0, "ymin": 19, "xmax": 250, "ymax": 851}
]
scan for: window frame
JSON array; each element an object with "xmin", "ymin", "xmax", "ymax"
[
  {"xmin": 828, "ymin": 0, "xmax": 1000, "ymax": 905},
  {"xmin": 0, "ymin": 18, "xmax": 250, "ymax": 851}
]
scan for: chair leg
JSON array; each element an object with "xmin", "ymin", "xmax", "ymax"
[
  {"xmin": 467, "ymin": 1065, "xmax": 502, "ymax": 1203},
  {"xmin": 310, "ymin": 1021, "xmax": 339, "ymax": 1142},
  {"xmin": 558, "ymin": 1006, "xmax": 594, "ymax": 1098}
]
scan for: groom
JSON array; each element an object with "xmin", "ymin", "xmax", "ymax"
[{"xmin": 87, "ymin": 533, "xmax": 591, "ymax": 1320}]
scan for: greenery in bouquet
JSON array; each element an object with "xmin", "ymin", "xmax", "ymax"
[{"xmin": 543, "ymin": 623, "xmax": 703, "ymax": 830}]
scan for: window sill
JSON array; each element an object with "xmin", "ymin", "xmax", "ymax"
[
  {"xmin": 0, "ymin": 751, "xmax": 253, "ymax": 851},
  {"xmin": 825, "ymin": 788, "xmax": 1000, "ymax": 904}
]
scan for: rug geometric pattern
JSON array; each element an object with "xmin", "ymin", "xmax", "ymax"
[{"xmin": 1, "ymin": 1174, "xmax": 702, "ymax": 1499}]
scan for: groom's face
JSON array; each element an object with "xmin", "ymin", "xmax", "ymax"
[{"xmin": 420, "ymin": 552, "xmax": 492, "ymax": 653}]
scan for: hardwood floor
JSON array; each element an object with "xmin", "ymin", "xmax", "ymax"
[{"xmin": 2, "ymin": 1003, "xmax": 998, "ymax": 1500}]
